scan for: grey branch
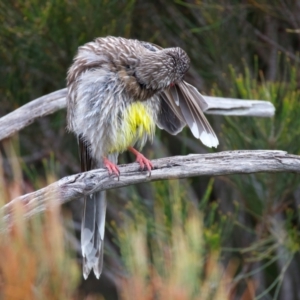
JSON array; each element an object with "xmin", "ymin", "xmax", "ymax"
[
  {"xmin": 204, "ymin": 96, "xmax": 275, "ymax": 117},
  {"xmin": 0, "ymin": 88, "xmax": 275, "ymax": 141},
  {"xmin": 0, "ymin": 89, "xmax": 67, "ymax": 141},
  {"xmin": 1, "ymin": 150, "xmax": 299, "ymax": 230}
]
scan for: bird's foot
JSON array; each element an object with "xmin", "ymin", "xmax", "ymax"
[
  {"xmin": 128, "ymin": 147, "xmax": 153, "ymax": 174},
  {"xmin": 103, "ymin": 157, "xmax": 120, "ymax": 178}
]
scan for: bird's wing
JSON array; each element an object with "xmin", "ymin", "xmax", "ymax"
[
  {"xmin": 175, "ymin": 81, "xmax": 218, "ymax": 148},
  {"xmin": 156, "ymin": 81, "xmax": 219, "ymax": 148},
  {"xmin": 139, "ymin": 40, "xmax": 218, "ymax": 148},
  {"xmin": 139, "ymin": 42, "xmax": 187, "ymax": 135},
  {"xmin": 156, "ymin": 90, "xmax": 186, "ymax": 135},
  {"xmin": 79, "ymin": 136, "xmax": 107, "ymax": 279},
  {"xmin": 158, "ymin": 82, "xmax": 218, "ymax": 148}
]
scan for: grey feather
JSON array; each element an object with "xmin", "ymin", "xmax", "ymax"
[
  {"xmin": 79, "ymin": 137, "xmax": 117, "ymax": 279},
  {"xmin": 158, "ymin": 83, "xmax": 218, "ymax": 147},
  {"xmin": 81, "ymin": 190, "xmax": 106, "ymax": 279},
  {"xmin": 157, "ymin": 91, "xmax": 186, "ymax": 135},
  {"xmin": 180, "ymin": 81, "xmax": 209, "ymax": 112},
  {"xmin": 169, "ymin": 84, "xmax": 180, "ymax": 105},
  {"xmin": 176, "ymin": 81, "xmax": 219, "ymax": 148}
]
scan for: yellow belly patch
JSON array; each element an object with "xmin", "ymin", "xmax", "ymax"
[{"xmin": 109, "ymin": 102, "xmax": 155, "ymax": 153}]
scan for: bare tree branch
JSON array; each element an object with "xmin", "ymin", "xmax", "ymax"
[
  {"xmin": 1, "ymin": 150, "xmax": 299, "ymax": 231},
  {"xmin": 0, "ymin": 89, "xmax": 66, "ymax": 141},
  {"xmin": 204, "ymin": 96, "xmax": 275, "ymax": 117},
  {"xmin": 0, "ymin": 88, "xmax": 275, "ymax": 141}
]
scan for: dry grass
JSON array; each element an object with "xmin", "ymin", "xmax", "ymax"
[{"xmin": 0, "ymin": 139, "xmax": 80, "ymax": 300}]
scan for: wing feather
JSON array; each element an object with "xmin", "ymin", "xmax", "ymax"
[
  {"xmin": 157, "ymin": 90, "xmax": 186, "ymax": 135},
  {"xmin": 177, "ymin": 81, "xmax": 219, "ymax": 148},
  {"xmin": 169, "ymin": 84, "xmax": 180, "ymax": 105},
  {"xmin": 181, "ymin": 81, "xmax": 209, "ymax": 112}
]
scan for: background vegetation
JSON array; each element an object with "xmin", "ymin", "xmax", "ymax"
[{"xmin": 1, "ymin": 1, "xmax": 300, "ymax": 299}]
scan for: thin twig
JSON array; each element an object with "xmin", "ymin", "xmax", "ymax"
[{"xmin": 247, "ymin": 22, "xmax": 300, "ymax": 63}]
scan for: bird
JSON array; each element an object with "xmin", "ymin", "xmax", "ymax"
[{"xmin": 66, "ymin": 36, "xmax": 219, "ymax": 279}]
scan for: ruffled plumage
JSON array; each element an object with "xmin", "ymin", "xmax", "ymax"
[{"xmin": 66, "ymin": 36, "xmax": 219, "ymax": 279}]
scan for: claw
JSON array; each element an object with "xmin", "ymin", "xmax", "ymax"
[
  {"xmin": 135, "ymin": 153, "xmax": 153, "ymax": 172},
  {"xmin": 128, "ymin": 147, "xmax": 153, "ymax": 175},
  {"xmin": 103, "ymin": 157, "xmax": 120, "ymax": 179}
]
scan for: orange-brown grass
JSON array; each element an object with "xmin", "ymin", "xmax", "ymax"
[{"xmin": 0, "ymin": 140, "xmax": 80, "ymax": 300}]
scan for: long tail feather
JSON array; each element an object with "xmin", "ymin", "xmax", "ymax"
[
  {"xmin": 79, "ymin": 137, "xmax": 117, "ymax": 279},
  {"xmin": 81, "ymin": 191, "xmax": 106, "ymax": 279}
]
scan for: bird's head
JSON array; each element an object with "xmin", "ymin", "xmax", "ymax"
[{"xmin": 134, "ymin": 47, "xmax": 190, "ymax": 91}]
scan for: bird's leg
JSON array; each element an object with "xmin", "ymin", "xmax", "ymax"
[
  {"xmin": 128, "ymin": 146, "xmax": 153, "ymax": 172},
  {"xmin": 103, "ymin": 156, "xmax": 120, "ymax": 177}
]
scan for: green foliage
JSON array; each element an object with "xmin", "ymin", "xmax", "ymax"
[
  {"xmin": 0, "ymin": 0, "xmax": 135, "ymax": 106},
  {"xmin": 210, "ymin": 59, "xmax": 300, "ymax": 299}
]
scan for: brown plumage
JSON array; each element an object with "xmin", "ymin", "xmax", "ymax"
[{"xmin": 66, "ymin": 36, "xmax": 218, "ymax": 279}]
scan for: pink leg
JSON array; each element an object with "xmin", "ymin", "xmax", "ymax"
[
  {"xmin": 128, "ymin": 146, "xmax": 153, "ymax": 172},
  {"xmin": 103, "ymin": 156, "xmax": 120, "ymax": 177}
]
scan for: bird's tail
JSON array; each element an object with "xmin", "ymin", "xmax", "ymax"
[
  {"xmin": 81, "ymin": 190, "xmax": 106, "ymax": 279},
  {"xmin": 81, "ymin": 153, "xmax": 118, "ymax": 279}
]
